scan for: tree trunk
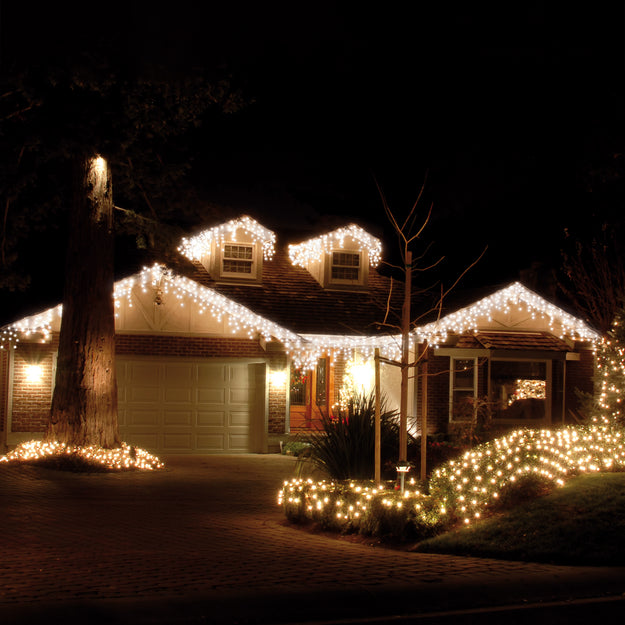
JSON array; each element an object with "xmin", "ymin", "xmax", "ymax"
[{"xmin": 47, "ymin": 155, "xmax": 120, "ymax": 448}]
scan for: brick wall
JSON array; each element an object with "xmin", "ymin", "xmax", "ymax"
[
  {"xmin": 565, "ymin": 345, "xmax": 595, "ymax": 419},
  {"xmin": 415, "ymin": 350, "xmax": 450, "ymax": 435},
  {"xmin": 9, "ymin": 344, "xmax": 56, "ymax": 432},
  {"xmin": 116, "ymin": 334, "xmax": 267, "ymax": 358},
  {"xmin": 5, "ymin": 333, "xmax": 289, "ymax": 437},
  {"xmin": 0, "ymin": 349, "xmax": 8, "ymax": 435},
  {"xmin": 267, "ymin": 351, "xmax": 287, "ymax": 434}
]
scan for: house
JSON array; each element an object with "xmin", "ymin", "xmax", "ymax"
[{"xmin": 0, "ymin": 215, "xmax": 599, "ymax": 455}]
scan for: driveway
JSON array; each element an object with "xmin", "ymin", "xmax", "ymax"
[{"xmin": 1, "ymin": 454, "xmax": 623, "ymax": 624}]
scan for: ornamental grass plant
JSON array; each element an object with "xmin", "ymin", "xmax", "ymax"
[{"xmin": 300, "ymin": 392, "xmax": 409, "ymax": 480}]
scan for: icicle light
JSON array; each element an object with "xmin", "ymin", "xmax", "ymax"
[
  {"xmin": 288, "ymin": 224, "xmax": 382, "ymax": 268},
  {"xmin": 416, "ymin": 282, "xmax": 599, "ymax": 345},
  {"xmin": 178, "ymin": 215, "xmax": 276, "ymax": 262}
]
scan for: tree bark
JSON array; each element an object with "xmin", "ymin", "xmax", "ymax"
[{"xmin": 47, "ymin": 155, "xmax": 120, "ymax": 448}]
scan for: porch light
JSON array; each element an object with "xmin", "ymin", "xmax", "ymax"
[
  {"xmin": 269, "ymin": 369, "xmax": 287, "ymax": 387},
  {"xmin": 24, "ymin": 363, "xmax": 43, "ymax": 384}
]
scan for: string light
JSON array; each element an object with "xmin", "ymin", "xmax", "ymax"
[
  {"xmin": 288, "ymin": 224, "xmax": 382, "ymax": 269},
  {"xmin": 417, "ymin": 282, "xmax": 599, "ymax": 345},
  {"xmin": 280, "ymin": 425, "xmax": 625, "ymax": 532},
  {"xmin": 0, "ymin": 440, "xmax": 164, "ymax": 471},
  {"xmin": 178, "ymin": 215, "xmax": 276, "ymax": 262}
]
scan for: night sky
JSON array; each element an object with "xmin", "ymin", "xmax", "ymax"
[{"xmin": 1, "ymin": 2, "xmax": 623, "ymax": 321}]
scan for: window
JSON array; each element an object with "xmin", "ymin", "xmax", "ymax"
[
  {"xmin": 331, "ymin": 252, "xmax": 360, "ymax": 282},
  {"xmin": 290, "ymin": 366, "xmax": 307, "ymax": 406},
  {"xmin": 222, "ymin": 243, "xmax": 254, "ymax": 276},
  {"xmin": 316, "ymin": 358, "xmax": 327, "ymax": 406},
  {"xmin": 491, "ymin": 360, "xmax": 547, "ymax": 420},
  {"xmin": 450, "ymin": 357, "xmax": 477, "ymax": 421}
]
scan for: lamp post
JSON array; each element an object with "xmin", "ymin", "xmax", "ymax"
[{"xmin": 395, "ymin": 461, "xmax": 411, "ymax": 494}]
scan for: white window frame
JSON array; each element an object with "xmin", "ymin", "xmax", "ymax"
[
  {"xmin": 449, "ymin": 356, "xmax": 478, "ymax": 422},
  {"xmin": 220, "ymin": 242, "xmax": 256, "ymax": 279},
  {"xmin": 328, "ymin": 250, "xmax": 363, "ymax": 286}
]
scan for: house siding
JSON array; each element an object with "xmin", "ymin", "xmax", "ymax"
[{"xmin": 565, "ymin": 345, "xmax": 595, "ymax": 420}]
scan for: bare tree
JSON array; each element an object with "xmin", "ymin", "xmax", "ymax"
[
  {"xmin": 376, "ymin": 173, "xmax": 484, "ymax": 474},
  {"xmin": 559, "ymin": 223, "xmax": 625, "ymax": 335}
]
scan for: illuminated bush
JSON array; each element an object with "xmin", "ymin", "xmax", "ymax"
[
  {"xmin": 0, "ymin": 440, "xmax": 164, "ymax": 471},
  {"xmin": 280, "ymin": 425, "xmax": 625, "ymax": 540}
]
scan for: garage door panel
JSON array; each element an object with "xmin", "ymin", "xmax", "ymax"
[
  {"xmin": 196, "ymin": 433, "xmax": 226, "ymax": 451},
  {"xmin": 230, "ymin": 388, "xmax": 252, "ymax": 404},
  {"xmin": 197, "ymin": 388, "xmax": 225, "ymax": 403},
  {"xmin": 127, "ymin": 363, "xmax": 161, "ymax": 385},
  {"xmin": 228, "ymin": 433, "xmax": 249, "ymax": 451},
  {"xmin": 229, "ymin": 410, "xmax": 250, "ymax": 427},
  {"xmin": 129, "ymin": 387, "xmax": 160, "ymax": 402},
  {"xmin": 117, "ymin": 357, "xmax": 263, "ymax": 454},
  {"xmin": 163, "ymin": 410, "xmax": 193, "ymax": 426},
  {"xmin": 197, "ymin": 411, "xmax": 226, "ymax": 426},
  {"xmin": 128, "ymin": 410, "xmax": 161, "ymax": 426},
  {"xmin": 197, "ymin": 364, "xmax": 227, "ymax": 386},
  {"xmin": 164, "ymin": 387, "xmax": 193, "ymax": 402}
]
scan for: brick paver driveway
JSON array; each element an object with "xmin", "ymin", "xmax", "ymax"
[{"xmin": 1, "ymin": 454, "xmax": 623, "ymax": 624}]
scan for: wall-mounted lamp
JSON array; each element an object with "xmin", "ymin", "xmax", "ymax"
[
  {"xmin": 269, "ymin": 369, "xmax": 287, "ymax": 387},
  {"xmin": 25, "ymin": 363, "xmax": 44, "ymax": 384}
]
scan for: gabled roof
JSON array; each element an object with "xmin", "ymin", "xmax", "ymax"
[
  {"xmin": 288, "ymin": 223, "xmax": 382, "ymax": 268},
  {"xmin": 185, "ymin": 245, "xmax": 396, "ymax": 335},
  {"xmin": 416, "ymin": 282, "xmax": 599, "ymax": 344},
  {"xmin": 454, "ymin": 331, "xmax": 572, "ymax": 351}
]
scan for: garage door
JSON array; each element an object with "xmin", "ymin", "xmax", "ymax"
[{"xmin": 116, "ymin": 357, "xmax": 265, "ymax": 454}]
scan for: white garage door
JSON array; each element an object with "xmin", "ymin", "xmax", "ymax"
[{"xmin": 116, "ymin": 357, "xmax": 266, "ymax": 454}]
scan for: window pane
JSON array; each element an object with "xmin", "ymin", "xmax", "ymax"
[
  {"xmin": 223, "ymin": 259, "xmax": 252, "ymax": 273},
  {"xmin": 333, "ymin": 252, "xmax": 360, "ymax": 267},
  {"xmin": 331, "ymin": 266, "xmax": 359, "ymax": 280},
  {"xmin": 316, "ymin": 358, "xmax": 327, "ymax": 406},
  {"xmin": 224, "ymin": 244, "xmax": 253, "ymax": 260},
  {"xmin": 290, "ymin": 366, "xmax": 307, "ymax": 406},
  {"xmin": 453, "ymin": 359, "xmax": 474, "ymax": 387}
]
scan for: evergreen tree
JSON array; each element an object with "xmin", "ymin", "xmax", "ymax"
[{"xmin": 595, "ymin": 309, "xmax": 625, "ymax": 428}]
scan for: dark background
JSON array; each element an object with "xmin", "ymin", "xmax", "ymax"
[{"xmin": 1, "ymin": 2, "xmax": 623, "ymax": 322}]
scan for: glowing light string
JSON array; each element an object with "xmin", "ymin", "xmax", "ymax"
[
  {"xmin": 416, "ymin": 282, "xmax": 599, "ymax": 344},
  {"xmin": 288, "ymin": 224, "xmax": 382, "ymax": 268},
  {"xmin": 178, "ymin": 215, "xmax": 276, "ymax": 262}
]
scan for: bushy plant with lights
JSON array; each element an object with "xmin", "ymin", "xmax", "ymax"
[
  {"xmin": 301, "ymin": 392, "xmax": 408, "ymax": 480},
  {"xmin": 0, "ymin": 440, "xmax": 164, "ymax": 471},
  {"xmin": 280, "ymin": 425, "xmax": 625, "ymax": 540},
  {"xmin": 593, "ymin": 310, "xmax": 625, "ymax": 428},
  {"xmin": 279, "ymin": 477, "xmax": 448, "ymax": 541}
]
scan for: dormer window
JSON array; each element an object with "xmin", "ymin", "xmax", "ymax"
[
  {"xmin": 177, "ymin": 216, "xmax": 275, "ymax": 285},
  {"xmin": 288, "ymin": 224, "xmax": 381, "ymax": 291},
  {"xmin": 331, "ymin": 251, "xmax": 361, "ymax": 283},
  {"xmin": 223, "ymin": 243, "xmax": 254, "ymax": 276}
]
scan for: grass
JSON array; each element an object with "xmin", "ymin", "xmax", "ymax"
[{"xmin": 415, "ymin": 472, "xmax": 625, "ymax": 566}]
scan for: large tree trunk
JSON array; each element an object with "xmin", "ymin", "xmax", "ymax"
[{"xmin": 47, "ymin": 155, "xmax": 120, "ymax": 448}]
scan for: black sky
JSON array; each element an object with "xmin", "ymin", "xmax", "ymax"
[{"xmin": 1, "ymin": 2, "xmax": 623, "ymax": 319}]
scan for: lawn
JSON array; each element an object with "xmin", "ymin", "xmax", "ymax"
[{"xmin": 415, "ymin": 472, "xmax": 625, "ymax": 566}]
